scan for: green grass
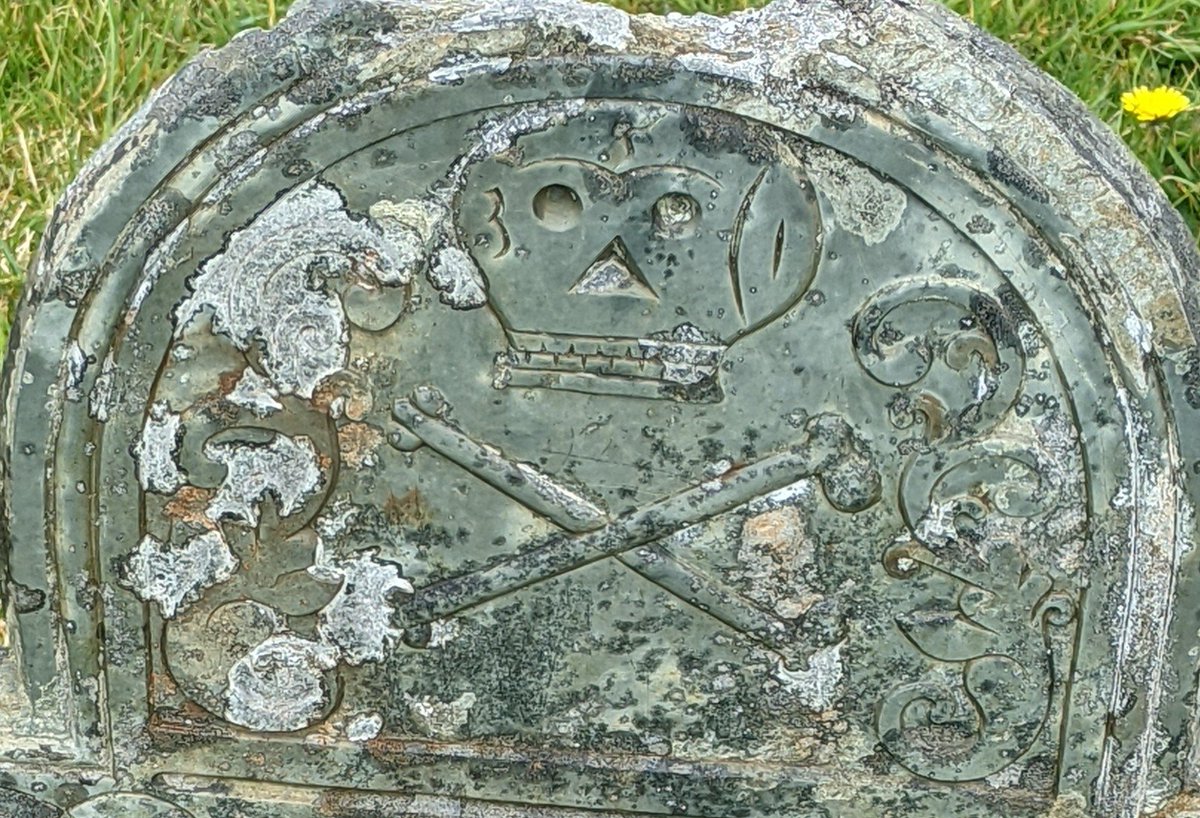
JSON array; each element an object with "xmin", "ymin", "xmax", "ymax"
[{"xmin": 2, "ymin": 0, "xmax": 1198, "ymax": 350}]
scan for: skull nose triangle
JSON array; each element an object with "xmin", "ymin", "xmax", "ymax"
[{"xmin": 568, "ymin": 236, "xmax": 659, "ymax": 300}]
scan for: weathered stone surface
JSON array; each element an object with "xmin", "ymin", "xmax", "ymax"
[{"xmin": 1, "ymin": 0, "xmax": 1199, "ymax": 816}]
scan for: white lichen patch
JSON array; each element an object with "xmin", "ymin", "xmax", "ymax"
[
  {"xmin": 308, "ymin": 499, "xmax": 414, "ymax": 664},
  {"xmin": 664, "ymin": 0, "xmax": 867, "ymax": 97},
  {"xmin": 313, "ymin": 496, "xmax": 361, "ymax": 542},
  {"xmin": 88, "ymin": 353, "xmax": 117, "ymax": 422},
  {"xmin": 450, "ymin": 0, "xmax": 633, "ymax": 51},
  {"xmin": 345, "ymin": 711, "xmax": 384, "ymax": 742},
  {"xmin": 224, "ymin": 633, "xmax": 339, "ymax": 732},
  {"xmin": 405, "ymin": 691, "xmax": 477, "ymax": 739},
  {"xmin": 119, "ymin": 530, "xmax": 237, "ymax": 618},
  {"xmin": 428, "ymin": 246, "xmax": 488, "ymax": 309},
  {"xmin": 771, "ymin": 641, "xmax": 846, "ymax": 712},
  {"xmin": 640, "ymin": 324, "xmax": 724, "ymax": 386},
  {"xmin": 427, "ymin": 618, "xmax": 462, "ymax": 648},
  {"xmin": 806, "ymin": 146, "xmax": 907, "ymax": 246},
  {"xmin": 985, "ymin": 760, "xmax": 1027, "ymax": 790},
  {"xmin": 701, "ymin": 0, "xmax": 849, "ymax": 54},
  {"xmin": 175, "ymin": 180, "xmax": 420, "ymax": 397},
  {"xmin": 65, "ymin": 340, "xmax": 88, "ymax": 391},
  {"xmin": 132, "ymin": 401, "xmax": 188, "ymax": 494},
  {"xmin": 673, "ymin": 52, "xmax": 766, "ymax": 86},
  {"xmin": 454, "ymin": 101, "xmax": 586, "ymax": 176},
  {"xmin": 310, "ymin": 549, "xmax": 413, "ymax": 665},
  {"xmin": 366, "ymin": 197, "xmax": 444, "ymax": 285},
  {"xmin": 204, "ymin": 433, "xmax": 323, "ymax": 525},
  {"xmin": 226, "ymin": 367, "xmax": 283, "ymax": 417},
  {"xmin": 429, "ymin": 56, "xmax": 513, "ymax": 84},
  {"xmin": 1029, "ymin": 412, "xmax": 1089, "ymax": 576}
]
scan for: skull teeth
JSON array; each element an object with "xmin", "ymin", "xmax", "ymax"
[
  {"xmin": 515, "ymin": 350, "xmax": 663, "ymax": 378},
  {"xmin": 498, "ymin": 331, "xmax": 725, "ymax": 389},
  {"xmin": 508, "ymin": 330, "xmax": 724, "ymax": 362}
]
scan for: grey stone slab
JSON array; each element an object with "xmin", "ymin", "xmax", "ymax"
[{"xmin": 1, "ymin": 0, "xmax": 1199, "ymax": 816}]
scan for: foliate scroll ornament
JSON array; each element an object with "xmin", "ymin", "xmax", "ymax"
[
  {"xmin": 173, "ymin": 180, "xmax": 419, "ymax": 398},
  {"xmin": 852, "ymin": 281, "xmax": 1028, "ymax": 442},
  {"xmin": 126, "ymin": 176, "xmax": 428, "ymax": 733},
  {"xmin": 155, "ymin": 490, "xmax": 413, "ymax": 733},
  {"xmin": 138, "ymin": 409, "xmax": 346, "ymax": 733},
  {"xmin": 143, "ymin": 401, "xmax": 412, "ymax": 732},
  {"xmin": 878, "ymin": 433, "xmax": 1081, "ymax": 781}
]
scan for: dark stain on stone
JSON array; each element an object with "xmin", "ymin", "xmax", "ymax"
[{"xmin": 986, "ymin": 146, "xmax": 1050, "ymax": 204}]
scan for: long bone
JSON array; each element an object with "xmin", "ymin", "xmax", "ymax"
[
  {"xmin": 393, "ymin": 390, "xmax": 800, "ymax": 650},
  {"xmin": 392, "ymin": 386, "xmax": 609, "ymax": 533},
  {"xmin": 391, "ymin": 388, "xmax": 880, "ymax": 661}
]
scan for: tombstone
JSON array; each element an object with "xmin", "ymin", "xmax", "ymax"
[{"xmin": 2, "ymin": 0, "xmax": 1199, "ymax": 815}]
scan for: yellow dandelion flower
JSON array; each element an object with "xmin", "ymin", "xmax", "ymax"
[{"xmin": 1120, "ymin": 85, "xmax": 1193, "ymax": 123}]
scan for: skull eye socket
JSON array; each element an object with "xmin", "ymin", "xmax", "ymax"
[
  {"xmin": 532, "ymin": 184, "xmax": 583, "ymax": 231},
  {"xmin": 652, "ymin": 192, "xmax": 700, "ymax": 237}
]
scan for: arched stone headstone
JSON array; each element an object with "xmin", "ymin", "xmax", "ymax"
[{"xmin": 2, "ymin": 0, "xmax": 1199, "ymax": 816}]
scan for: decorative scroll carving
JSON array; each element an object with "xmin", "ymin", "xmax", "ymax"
[
  {"xmin": 174, "ymin": 181, "xmax": 417, "ymax": 399},
  {"xmin": 853, "ymin": 275, "xmax": 1084, "ymax": 782},
  {"xmin": 878, "ymin": 434, "xmax": 1081, "ymax": 781},
  {"xmin": 852, "ymin": 281, "xmax": 1026, "ymax": 442}
]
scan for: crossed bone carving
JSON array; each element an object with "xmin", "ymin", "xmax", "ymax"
[{"xmin": 391, "ymin": 386, "xmax": 881, "ymax": 665}]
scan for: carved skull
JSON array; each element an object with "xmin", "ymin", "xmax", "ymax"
[{"xmin": 456, "ymin": 102, "xmax": 822, "ymax": 401}]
